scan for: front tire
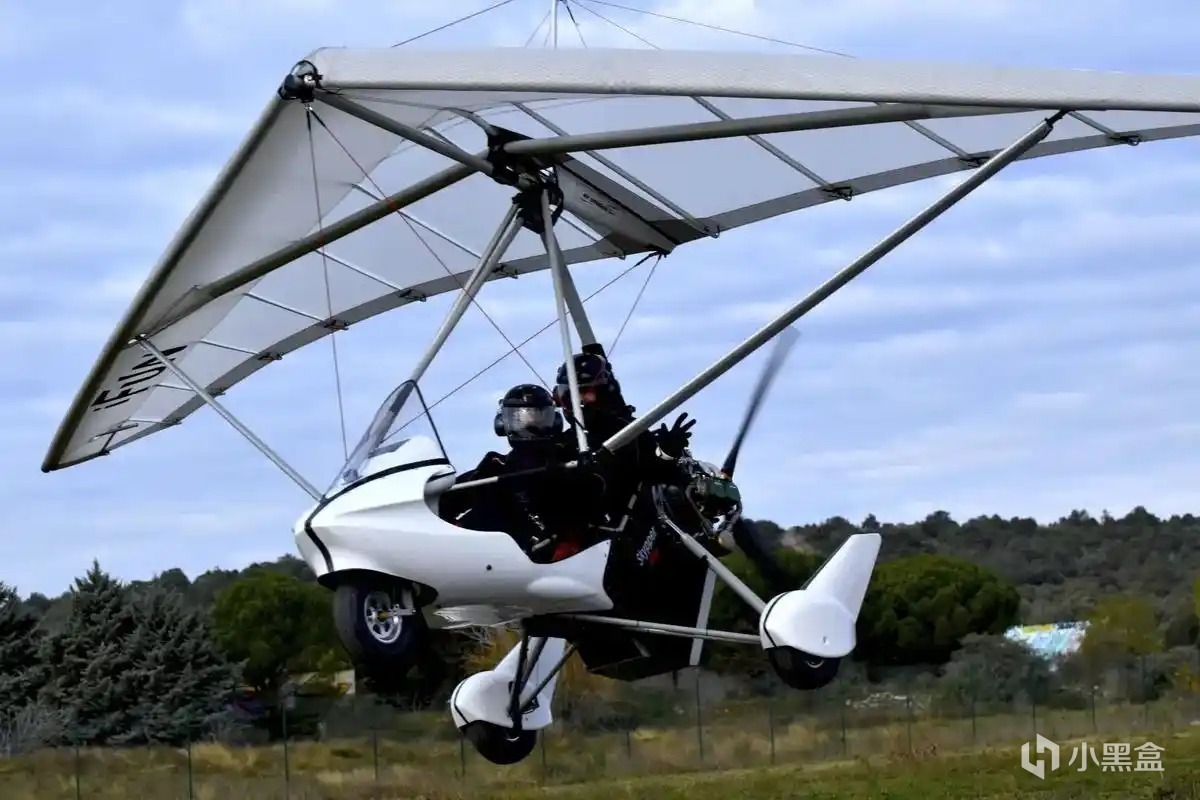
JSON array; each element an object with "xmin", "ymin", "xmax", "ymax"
[
  {"xmin": 767, "ymin": 646, "xmax": 841, "ymax": 691},
  {"xmin": 461, "ymin": 720, "xmax": 538, "ymax": 765},
  {"xmin": 332, "ymin": 579, "xmax": 426, "ymax": 677}
]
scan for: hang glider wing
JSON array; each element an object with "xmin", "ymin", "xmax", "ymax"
[{"xmin": 42, "ymin": 47, "xmax": 1200, "ymax": 472}]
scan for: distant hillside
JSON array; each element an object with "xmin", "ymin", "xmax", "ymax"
[
  {"xmin": 751, "ymin": 506, "xmax": 1199, "ymax": 628},
  {"xmin": 20, "ymin": 507, "xmax": 1200, "ymax": 641}
]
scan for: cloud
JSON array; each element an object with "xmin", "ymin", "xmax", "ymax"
[{"xmin": 4, "ymin": 0, "xmax": 1200, "ymax": 597}]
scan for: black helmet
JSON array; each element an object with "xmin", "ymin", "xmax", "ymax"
[
  {"xmin": 554, "ymin": 352, "xmax": 623, "ymax": 412},
  {"xmin": 494, "ymin": 383, "xmax": 563, "ymax": 442}
]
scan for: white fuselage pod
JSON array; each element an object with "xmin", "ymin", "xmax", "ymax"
[{"xmin": 292, "ymin": 436, "xmax": 614, "ymax": 619}]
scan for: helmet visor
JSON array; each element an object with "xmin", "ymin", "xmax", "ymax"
[{"xmin": 501, "ymin": 405, "xmax": 558, "ymax": 439}]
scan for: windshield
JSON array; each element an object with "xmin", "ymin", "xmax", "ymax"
[{"xmin": 325, "ymin": 380, "xmax": 449, "ymax": 496}]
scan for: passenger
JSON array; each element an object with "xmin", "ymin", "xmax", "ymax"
[
  {"xmin": 552, "ymin": 349, "xmax": 695, "ymax": 544},
  {"xmin": 445, "ymin": 383, "xmax": 603, "ymax": 561}
]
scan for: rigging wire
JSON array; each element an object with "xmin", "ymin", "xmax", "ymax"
[
  {"xmin": 393, "ymin": 251, "xmax": 662, "ymax": 435},
  {"xmin": 305, "ymin": 108, "xmax": 350, "ymax": 461},
  {"xmin": 607, "ymin": 253, "xmax": 661, "ymax": 356},
  {"xmin": 571, "ymin": 0, "xmax": 657, "ymax": 48},
  {"xmin": 579, "ymin": 0, "xmax": 854, "ymax": 57},
  {"xmin": 525, "ymin": 8, "xmax": 552, "ymax": 46},
  {"xmin": 391, "ymin": 0, "xmax": 520, "ymax": 47},
  {"xmin": 306, "ymin": 109, "xmax": 549, "ymax": 389},
  {"xmin": 562, "ymin": 0, "xmax": 589, "ymax": 48}
]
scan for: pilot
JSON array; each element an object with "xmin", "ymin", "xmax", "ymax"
[
  {"xmin": 552, "ymin": 347, "xmax": 695, "ymax": 539},
  {"xmin": 445, "ymin": 383, "xmax": 602, "ymax": 560}
]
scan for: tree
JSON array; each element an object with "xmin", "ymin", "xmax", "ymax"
[
  {"xmin": 1079, "ymin": 593, "xmax": 1163, "ymax": 669},
  {"xmin": 934, "ymin": 632, "xmax": 1061, "ymax": 712},
  {"xmin": 210, "ymin": 569, "xmax": 347, "ymax": 698},
  {"xmin": 0, "ymin": 582, "xmax": 44, "ymax": 713},
  {"xmin": 112, "ymin": 589, "xmax": 240, "ymax": 746},
  {"xmin": 36, "ymin": 561, "xmax": 142, "ymax": 746},
  {"xmin": 856, "ymin": 554, "xmax": 1021, "ymax": 666}
]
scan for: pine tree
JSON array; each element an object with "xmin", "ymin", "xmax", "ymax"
[
  {"xmin": 0, "ymin": 581, "xmax": 43, "ymax": 713},
  {"xmin": 36, "ymin": 561, "xmax": 141, "ymax": 746},
  {"xmin": 112, "ymin": 589, "xmax": 239, "ymax": 746}
]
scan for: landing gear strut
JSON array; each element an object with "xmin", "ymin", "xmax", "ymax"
[{"xmin": 451, "ymin": 627, "xmax": 576, "ymax": 766}]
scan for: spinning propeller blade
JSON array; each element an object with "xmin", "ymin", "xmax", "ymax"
[
  {"xmin": 720, "ymin": 326, "xmax": 800, "ymax": 594},
  {"xmin": 720, "ymin": 326, "xmax": 800, "ymax": 478}
]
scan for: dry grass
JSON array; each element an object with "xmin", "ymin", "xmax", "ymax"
[{"xmin": 1, "ymin": 697, "xmax": 1196, "ymax": 799}]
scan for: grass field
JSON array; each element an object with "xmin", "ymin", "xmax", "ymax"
[{"xmin": 2, "ymin": 699, "xmax": 1197, "ymax": 799}]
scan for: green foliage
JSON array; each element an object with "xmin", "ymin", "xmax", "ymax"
[
  {"xmin": 110, "ymin": 588, "xmax": 240, "ymax": 746},
  {"xmin": 210, "ymin": 569, "xmax": 347, "ymax": 696},
  {"xmin": 16, "ymin": 562, "xmax": 241, "ymax": 748},
  {"xmin": 932, "ymin": 632, "xmax": 1069, "ymax": 712},
  {"xmin": 857, "ymin": 554, "xmax": 1021, "ymax": 666},
  {"xmin": 0, "ymin": 582, "xmax": 44, "ymax": 712},
  {"xmin": 34, "ymin": 561, "xmax": 142, "ymax": 745},
  {"xmin": 1080, "ymin": 593, "xmax": 1163, "ymax": 662},
  {"xmin": 795, "ymin": 508, "xmax": 1200, "ymax": 622}
]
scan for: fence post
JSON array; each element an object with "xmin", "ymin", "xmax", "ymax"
[
  {"xmin": 694, "ymin": 668, "xmax": 704, "ymax": 763},
  {"xmin": 839, "ymin": 687, "xmax": 847, "ymax": 758},
  {"xmin": 372, "ymin": 723, "xmax": 379, "ymax": 783},
  {"xmin": 1029, "ymin": 669, "xmax": 1037, "ymax": 739},
  {"xmin": 767, "ymin": 691, "xmax": 776, "ymax": 765},
  {"xmin": 459, "ymin": 735, "xmax": 466, "ymax": 780},
  {"xmin": 970, "ymin": 682, "xmax": 977, "ymax": 745},
  {"xmin": 904, "ymin": 679, "xmax": 913, "ymax": 754},
  {"xmin": 74, "ymin": 742, "xmax": 82, "ymax": 800},
  {"xmin": 282, "ymin": 693, "xmax": 291, "ymax": 800},
  {"xmin": 187, "ymin": 739, "xmax": 194, "ymax": 800},
  {"xmin": 1141, "ymin": 653, "xmax": 1150, "ymax": 727},
  {"xmin": 624, "ymin": 728, "xmax": 632, "ymax": 763}
]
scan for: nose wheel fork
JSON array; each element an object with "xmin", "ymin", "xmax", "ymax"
[{"xmin": 331, "ymin": 578, "xmax": 427, "ymax": 684}]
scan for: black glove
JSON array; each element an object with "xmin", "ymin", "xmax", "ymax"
[{"xmin": 654, "ymin": 413, "xmax": 695, "ymax": 459}]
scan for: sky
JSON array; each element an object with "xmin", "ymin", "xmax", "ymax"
[{"xmin": 3, "ymin": 0, "xmax": 1200, "ymax": 597}]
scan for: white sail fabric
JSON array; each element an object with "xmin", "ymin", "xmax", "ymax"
[{"xmin": 42, "ymin": 47, "xmax": 1200, "ymax": 471}]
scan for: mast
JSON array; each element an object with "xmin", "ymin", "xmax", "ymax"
[{"xmin": 550, "ymin": 0, "xmax": 558, "ymax": 48}]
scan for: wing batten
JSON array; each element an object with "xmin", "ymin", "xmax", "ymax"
[{"xmin": 42, "ymin": 47, "xmax": 1200, "ymax": 472}]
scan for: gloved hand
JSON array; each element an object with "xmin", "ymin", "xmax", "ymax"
[{"xmin": 654, "ymin": 413, "xmax": 695, "ymax": 459}]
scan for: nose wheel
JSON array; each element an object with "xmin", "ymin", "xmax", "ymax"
[{"xmin": 332, "ymin": 577, "xmax": 428, "ymax": 682}]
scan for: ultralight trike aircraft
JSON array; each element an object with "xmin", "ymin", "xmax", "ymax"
[{"xmin": 41, "ymin": 27, "xmax": 1200, "ymax": 766}]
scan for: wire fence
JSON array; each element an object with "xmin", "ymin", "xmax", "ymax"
[{"xmin": 3, "ymin": 652, "xmax": 1198, "ymax": 799}]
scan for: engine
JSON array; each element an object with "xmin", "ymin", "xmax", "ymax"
[{"xmin": 654, "ymin": 455, "xmax": 742, "ymax": 555}]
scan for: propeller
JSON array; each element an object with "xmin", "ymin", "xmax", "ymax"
[
  {"xmin": 720, "ymin": 326, "xmax": 800, "ymax": 478},
  {"xmin": 719, "ymin": 326, "xmax": 801, "ymax": 594}
]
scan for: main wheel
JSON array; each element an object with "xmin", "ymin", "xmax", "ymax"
[
  {"xmin": 332, "ymin": 578, "xmax": 426, "ymax": 676},
  {"xmin": 767, "ymin": 646, "xmax": 841, "ymax": 691},
  {"xmin": 461, "ymin": 720, "xmax": 538, "ymax": 765}
]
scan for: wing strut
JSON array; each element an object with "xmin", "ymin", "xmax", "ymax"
[
  {"xmin": 134, "ymin": 337, "xmax": 322, "ymax": 500},
  {"xmin": 599, "ymin": 110, "xmax": 1071, "ymax": 456},
  {"xmin": 408, "ymin": 202, "xmax": 524, "ymax": 385},
  {"xmin": 537, "ymin": 187, "xmax": 590, "ymax": 452}
]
